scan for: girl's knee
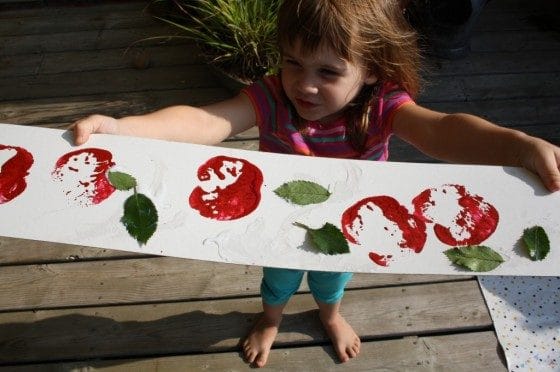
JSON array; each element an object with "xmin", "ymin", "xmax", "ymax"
[
  {"xmin": 307, "ymin": 271, "xmax": 353, "ymax": 304},
  {"xmin": 261, "ymin": 267, "xmax": 304, "ymax": 305}
]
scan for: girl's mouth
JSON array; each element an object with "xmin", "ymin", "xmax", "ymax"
[{"xmin": 296, "ymin": 98, "xmax": 318, "ymax": 109}]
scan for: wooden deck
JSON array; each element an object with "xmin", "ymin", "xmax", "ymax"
[{"xmin": 0, "ymin": 0, "xmax": 558, "ymax": 370}]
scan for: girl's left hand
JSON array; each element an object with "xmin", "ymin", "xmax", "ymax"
[{"xmin": 519, "ymin": 136, "xmax": 560, "ymax": 192}]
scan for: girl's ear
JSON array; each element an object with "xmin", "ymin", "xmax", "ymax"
[{"xmin": 364, "ymin": 72, "xmax": 378, "ymax": 85}]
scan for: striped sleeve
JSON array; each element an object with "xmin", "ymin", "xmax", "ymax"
[
  {"xmin": 241, "ymin": 76, "xmax": 299, "ymax": 154},
  {"xmin": 378, "ymin": 84, "xmax": 415, "ymax": 134},
  {"xmin": 241, "ymin": 76, "xmax": 283, "ymax": 134},
  {"xmin": 362, "ymin": 83, "xmax": 414, "ymax": 161}
]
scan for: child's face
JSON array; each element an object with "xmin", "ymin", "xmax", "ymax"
[{"xmin": 281, "ymin": 40, "xmax": 377, "ymax": 123}]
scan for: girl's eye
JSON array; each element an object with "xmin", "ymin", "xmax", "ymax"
[
  {"xmin": 283, "ymin": 58, "xmax": 300, "ymax": 67},
  {"xmin": 320, "ymin": 68, "xmax": 339, "ymax": 77}
]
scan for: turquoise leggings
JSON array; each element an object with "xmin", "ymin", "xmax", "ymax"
[{"xmin": 261, "ymin": 267, "xmax": 353, "ymax": 305}]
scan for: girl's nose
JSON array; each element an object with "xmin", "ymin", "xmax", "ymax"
[{"xmin": 296, "ymin": 73, "xmax": 319, "ymax": 94}]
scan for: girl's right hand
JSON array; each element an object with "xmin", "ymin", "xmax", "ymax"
[{"xmin": 72, "ymin": 114, "xmax": 119, "ymax": 145}]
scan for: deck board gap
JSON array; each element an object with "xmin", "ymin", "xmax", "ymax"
[
  {"xmin": 0, "ymin": 253, "xmax": 156, "ymax": 268},
  {"xmin": 348, "ymin": 276, "xmax": 476, "ymax": 291}
]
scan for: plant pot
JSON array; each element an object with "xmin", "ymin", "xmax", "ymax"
[
  {"xmin": 409, "ymin": 0, "xmax": 489, "ymax": 59},
  {"xmin": 208, "ymin": 63, "xmax": 252, "ymax": 94}
]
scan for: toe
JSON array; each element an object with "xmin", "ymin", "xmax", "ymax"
[
  {"xmin": 244, "ymin": 349, "xmax": 256, "ymax": 363},
  {"xmin": 337, "ymin": 348, "xmax": 349, "ymax": 363},
  {"xmin": 346, "ymin": 346, "xmax": 357, "ymax": 359},
  {"xmin": 255, "ymin": 352, "xmax": 269, "ymax": 368}
]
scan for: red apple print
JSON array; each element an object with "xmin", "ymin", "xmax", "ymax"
[
  {"xmin": 412, "ymin": 184, "xmax": 499, "ymax": 246},
  {"xmin": 341, "ymin": 196, "xmax": 427, "ymax": 267},
  {"xmin": 0, "ymin": 145, "xmax": 34, "ymax": 204},
  {"xmin": 189, "ymin": 155, "xmax": 263, "ymax": 220},
  {"xmin": 52, "ymin": 148, "xmax": 116, "ymax": 206}
]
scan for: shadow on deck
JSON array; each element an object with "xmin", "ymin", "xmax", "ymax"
[{"xmin": 0, "ymin": 0, "xmax": 558, "ymax": 370}]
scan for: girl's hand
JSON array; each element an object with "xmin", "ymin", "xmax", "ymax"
[
  {"xmin": 72, "ymin": 114, "xmax": 119, "ymax": 145},
  {"xmin": 519, "ymin": 136, "xmax": 560, "ymax": 192}
]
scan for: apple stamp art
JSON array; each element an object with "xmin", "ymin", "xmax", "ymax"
[
  {"xmin": 52, "ymin": 148, "xmax": 116, "ymax": 206},
  {"xmin": 341, "ymin": 195, "xmax": 427, "ymax": 267},
  {"xmin": 189, "ymin": 155, "xmax": 264, "ymax": 220},
  {"xmin": 412, "ymin": 184, "xmax": 499, "ymax": 246},
  {"xmin": 0, "ymin": 144, "xmax": 34, "ymax": 204}
]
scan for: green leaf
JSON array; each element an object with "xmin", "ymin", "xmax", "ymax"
[
  {"xmin": 108, "ymin": 171, "xmax": 137, "ymax": 191},
  {"xmin": 121, "ymin": 193, "xmax": 158, "ymax": 245},
  {"xmin": 274, "ymin": 180, "xmax": 331, "ymax": 205},
  {"xmin": 294, "ymin": 222, "xmax": 349, "ymax": 255},
  {"xmin": 522, "ymin": 226, "xmax": 550, "ymax": 261},
  {"xmin": 444, "ymin": 246, "xmax": 504, "ymax": 272}
]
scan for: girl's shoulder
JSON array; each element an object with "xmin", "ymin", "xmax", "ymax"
[
  {"xmin": 378, "ymin": 81, "xmax": 412, "ymax": 102},
  {"xmin": 245, "ymin": 74, "xmax": 283, "ymax": 97},
  {"xmin": 374, "ymin": 81, "xmax": 414, "ymax": 112},
  {"xmin": 242, "ymin": 74, "xmax": 291, "ymax": 112},
  {"xmin": 368, "ymin": 81, "xmax": 414, "ymax": 135},
  {"xmin": 241, "ymin": 74, "xmax": 293, "ymax": 129}
]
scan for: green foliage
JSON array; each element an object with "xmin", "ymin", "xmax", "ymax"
[
  {"xmin": 274, "ymin": 180, "xmax": 331, "ymax": 205},
  {"xmin": 444, "ymin": 245, "xmax": 504, "ymax": 272},
  {"xmin": 522, "ymin": 226, "xmax": 550, "ymax": 261},
  {"xmin": 150, "ymin": 0, "xmax": 280, "ymax": 83},
  {"xmin": 109, "ymin": 170, "xmax": 158, "ymax": 245},
  {"xmin": 108, "ymin": 171, "xmax": 137, "ymax": 191},
  {"xmin": 294, "ymin": 222, "xmax": 350, "ymax": 255},
  {"xmin": 121, "ymin": 193, "xmax": 159, "ymax": 246}
]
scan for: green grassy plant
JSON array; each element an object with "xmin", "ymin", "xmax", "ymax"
[{"xmin": 150, "ymin": 0, "xmax": 280, "ymax": 83}]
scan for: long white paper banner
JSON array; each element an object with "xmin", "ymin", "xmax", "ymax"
[{"xmin": 1, "ymin": 123, "xmax": 558, "ymax": 275}]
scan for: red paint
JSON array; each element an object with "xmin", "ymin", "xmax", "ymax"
[
  {"xmin": 368, "ymin": 252, "xmax": 393, "ymax": 267},
  {"xmin": 341, "ymin": 195, "xmax": 427, "ymax": 267},
  {"xmin": 189, "ymin": 155, "xmax": 263, "ymax": 220},
  {"xmin": 0, "ymin": 145, "xmax": 34, "ymax": 204},
  {"xmin": 412, "ymin": 184, "xmax": 499, "ymax": 246},
  {"xmin": 52, "ymin": 148, "xmax": 116, "ymax": 205},
  {"xmin": 342, "ymin": 195, "xmax": 427, "ymax": 252}
]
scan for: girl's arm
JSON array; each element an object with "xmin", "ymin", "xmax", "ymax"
[
  {"xmin": 392, "ymin": 103, "xmax": 560, "ymax": 192},
  {"xmin": 73, "ymin": 93, "xmax": 256, "ymax": 146}
]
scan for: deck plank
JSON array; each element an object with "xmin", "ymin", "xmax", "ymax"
[
  {"xmin": 0, "ymin": 89, "xmax": 232, "ymax": 127},
  {"xmin": 0, "ymin": 1, "xmax": 145, "ymax": 20},
  {"xmin": 420, "ymin": 72, "xmax": 560, "ymax": 103},
  {"xmin": 0, "ymin": 255, "xmax": 470, "ymax": 311},
  {"xmin": 0, "ymin": 8, "xmax": 151, "ymax": 35},
  {"xmin": 1, "ymin": 332, "xmax": 505, "ymax": 371},
  {"xmin": 0, "ymin": 237, "xmax": 148, "ymax": 265},
  {"xmin": 0, "ymin": 281, "xmax": 490, "ymax": 364},
  {"xmin": 0, "ymin": 44, "xmax": 202, "ymax": 78},
  {"xmin": 0, "ymin": 65, "xmax": 222, "ymax": 101},
  {"xmin": 0, "ymin": 25, "xmax": 187, "ymax": 56}
]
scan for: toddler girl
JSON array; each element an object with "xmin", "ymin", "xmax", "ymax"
[{"xmin": 73, "ymin": 0, "xmax": 560, "ymax": 367}]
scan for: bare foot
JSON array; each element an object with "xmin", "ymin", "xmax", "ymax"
[
  {"xmin": 320, "ymin": 312, "xmax": 361, "ymax": 363},
  {"xmin": 242, "ymin": 313, "xmax": 282, "ymax": 368}
]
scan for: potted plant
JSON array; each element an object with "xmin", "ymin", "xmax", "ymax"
[
  {"xmin": 148, "ymin": 0, "xmax": 281, "ymax": 91},
  {"xmin": 405, "ymin": 0, "xmax": 489, "ymax": 59}
]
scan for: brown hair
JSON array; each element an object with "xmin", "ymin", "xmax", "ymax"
[{"xmin": 278, "ymin": 0, "xmax": 421, "ymax": 152}]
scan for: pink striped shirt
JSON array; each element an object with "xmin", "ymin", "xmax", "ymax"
[{"xmin": 242, "ymin": 75, "xmax": 413, "ymax": 161}]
